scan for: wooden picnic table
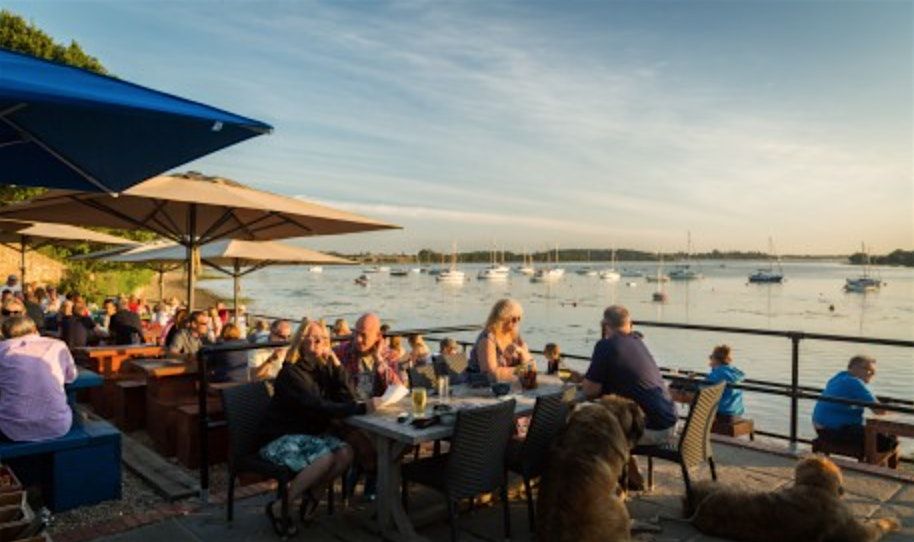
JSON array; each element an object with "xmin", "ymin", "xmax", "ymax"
[
  {"xmin": 73, "ymin": 344, "xmax": 165, "ymax": 376},
  {"xmin": 865, "ymin": 416, "xmax": 910, "ymax": 467},
  {"xmin": 346, "ymin": 375, "xmax": 573, "ymax": 541},
  {"xmin": 129, "ymin": 358, "xmax": 199, "ymax": 456}
]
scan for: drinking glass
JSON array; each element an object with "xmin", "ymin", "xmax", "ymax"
[
  {"xmin": 412, "ymin": 387, "xmax": 428, "ymax": 416},
  {"xmin": 436, "ymin": 376, "xmax": 450, "ymax": 403}
]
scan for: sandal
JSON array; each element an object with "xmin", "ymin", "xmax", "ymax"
[
  {"xmin": 266, "ymin": 500, "xmax": 298, "ymax": 537},
  {"xmin": 299, "ymin": 490, "xmax": 320, "ymax": 524}
]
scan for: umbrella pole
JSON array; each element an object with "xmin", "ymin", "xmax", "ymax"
[
  {"xmin": 233, "ymin": 260, "xmax": 241, "ymax": 325},
  {"xmin": 158, "ymin": 267, "xmax": 166, "ymax": 302},
  {"xmin": 186, "ymin": 204, "xmax": 197, "ymax": 310},
  {"xmin": 19, "ymin": 236, "xmax": 26, "ymax": 290}
]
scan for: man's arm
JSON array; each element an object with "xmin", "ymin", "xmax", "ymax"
[
  {"xmin": 582, "ymin": 378, "xmax": 602, "ymax": 400},
  {"xmin": 581, "ymin": 340, "xmax": 610, "ymax": 400}
]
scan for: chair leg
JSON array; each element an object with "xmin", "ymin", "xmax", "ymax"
[
  {"xmin": 647, "ymin": 456, "xmax": 654, "ymax": 490},
  {"xmin": 226, "ymin": 471, "xmax": 236, "ymax": 522},
  {"xmin": 523, "ymin": 476, "xmax": 535, "ymax": 534},
  {"xmin": 448, "ymin": 499, "xmax": 459, "ymax": 542},
  {"xmin": 501, "ymin": 485, "xmax": 512, "ymax": 541},
  {"xmin": 681, "ymin": 464, "xmax": 693, "ymax": 512},
  {"xmin": 708, "ymin": 457, "xmax": 718, "ymax": 481}
]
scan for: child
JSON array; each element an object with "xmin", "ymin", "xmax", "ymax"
[
  {"xmin": 705, "ymin": 344, "xmax": 746, "ymax": 420},
  {"xmin": 544, "ymin": 342, "xmax": 562, "ymax": 375}
]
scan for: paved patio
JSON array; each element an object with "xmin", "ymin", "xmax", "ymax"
[{"xmin": 92, "ymin": 440, "xmax": 914, "ymax": 542}]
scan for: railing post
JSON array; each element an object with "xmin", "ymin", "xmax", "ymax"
[
  {"xmin": 198, "ymin": 348, "xmax": 209, "ymax": 505},
  {"xmin": 789, "ymin": 332, "xmax": 803, "ymax": 448}
]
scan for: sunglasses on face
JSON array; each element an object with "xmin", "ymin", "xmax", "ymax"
[{"xmin": 508, "ymin": 316, "xmax": 522, "ymax": 324}]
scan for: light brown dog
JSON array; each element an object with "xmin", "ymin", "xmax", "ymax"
[
  {"xmin": 536, "ymin": 395, "xmax": 646, "ymax": 542},
  {"xmin": 686, "ymin": 455, "xmax": 901, "ymax": 542}
]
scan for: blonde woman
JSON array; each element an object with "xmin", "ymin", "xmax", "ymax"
[{"xmin": 468, "ymin": 298, "xmax": 533, "ymax": 381}]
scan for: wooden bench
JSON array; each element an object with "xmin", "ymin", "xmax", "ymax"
[
  {"xmin": 111, "ymin": 380, "xmax": 147, "ymax": 431},
  {"xmin": 712, "ymin": 417, "xmax": 755, "ymax": 440},
  {"xmin": 812, "ymin": 436, "xmax": 900, "ymax": 468},
  {"xmin": 0, "ymin": 420, "xmax": 122, "ymax": 512},
  {"xmin": 129, "ymin": 359, "xmax": 198, "ymax": 457},
  {"xmin": 175, "ymin": 401, "xmax": 228, "ymax": 469}
]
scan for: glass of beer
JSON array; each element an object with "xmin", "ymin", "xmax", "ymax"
[
  {"xmin": 436, "ymin": 376, "xmax": 450, "ymax": 404},
  {"xmin": 412, "ymin": 387, "xmax": 427, "ymax": 416}
]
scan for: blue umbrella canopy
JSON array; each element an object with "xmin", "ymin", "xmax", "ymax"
[{"xmin": 0, "ymin": 48, "xmax": 272, "ymax": 193}]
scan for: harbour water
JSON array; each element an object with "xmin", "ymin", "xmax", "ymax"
[{"xmin": 200, "ymin": 259, "xmax": 914, "ymax": 450}]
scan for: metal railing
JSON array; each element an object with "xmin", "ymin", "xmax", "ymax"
[{"xmin": 194, "ymin": 317, "xmax": 914, "ymax": 502}]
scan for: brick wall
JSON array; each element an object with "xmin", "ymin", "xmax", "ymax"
[{"xmin": 0, "ymin": 244, "xmax": 65, "ymax": 286}]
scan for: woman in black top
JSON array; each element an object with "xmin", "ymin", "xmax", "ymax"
[
  {"xmin": 60, "ymin": 301, "xmax": 98, "ymax": 349},
  {"xmin": 259, "ymin": 321, "xmax": 368, "ymax": 535}
]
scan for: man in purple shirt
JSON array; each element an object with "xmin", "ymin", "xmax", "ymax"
[{"xmin": 0, "ymin": 316, "xmax": 77, "ymax": 442}]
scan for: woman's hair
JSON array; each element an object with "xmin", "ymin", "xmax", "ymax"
[
  {"xmin": 389, "ymin": 335, "xmax": 402, "ymax": 350},
  {"xmin": 544, "ymin": 343, "xmax": 561, "ymax": 359},
  {"xmin": 332, "ymin": 318, "xmax": 351, "ymax": 335},
  {"xmin": 221, "ymin": 323, "xmax": 242, "ymax": 341},
  {"xmin": 484, "ymin": 298, "xmax": 522, "ymax": 333},
  {"xmin": 710, "ymin": 344, "xmax": 732, "ymax": 365},
  {"xmin": 439, "ymin": 337, "xmax": 458, "ymax": 353},
  {"xmin": 2, "ymin": 315, "xmax": 37, "ymax": 339},
  {"xmin": 173, "ymin": 308, "xmax": 189, "ymax": 327}
]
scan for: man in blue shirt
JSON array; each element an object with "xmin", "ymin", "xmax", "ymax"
[
  {"xmin": 812, "ymin": 355, "xmax": 896, "ymax": 454},
  {"xmin": 583, "ymin": 305, "xmax": 677, "ymax": 489}
]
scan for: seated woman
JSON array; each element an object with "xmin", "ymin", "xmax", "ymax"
[
  {"xmin": 705, "ymin": 344, "xmax": 745, "ymax": 420},
  {"xmin": 0, "ymin": 316, "xmax": 77, "ymax": 441},
  {"xmin": 407, "ymin": 334, "xmax": 432, "ymax": 366},
  {"xmin": 467, "ymin": 298, "xmax": 533, "ymax": 382},
  {"xmin": 207, "ymin": 324, "xmax": 250, "ymax": 383},
  {"xmin": 60, "ymin": 300, "xmax": 101, "ymax": 349},
  {"xmin": 259, "ymin": 321, "xmax": 365, "ymax": 535}
]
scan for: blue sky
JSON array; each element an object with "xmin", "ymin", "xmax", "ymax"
[{"xmin": 8, "ymin": 1, "xmax": 912, "ymax": 254}]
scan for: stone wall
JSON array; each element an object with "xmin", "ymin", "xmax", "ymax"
[{"xmin": 0, "ymin": 244, "xmax": 65, "ymax": 286}]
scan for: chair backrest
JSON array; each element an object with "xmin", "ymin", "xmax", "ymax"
[
  {"xmin": 677, "ymin": 382, "xmax": 726, "ymax": 468},
  {"xmin": 435, "ymin": 352, "xmax": 469, "ymax": 384},
  {"xmin": 408, "ymin": 364, "xmax": 437, "ymax": 390},
  {"xmin": 519, "ymin": 393, "xmax": 568, "ymax": 478},
  {"xmin": 221, "ymin": 381, "xmax": 272, "ymax": 464},
  {"xmin": 446, "ymin": 399, "xmax": 516, "ymax": 499}
]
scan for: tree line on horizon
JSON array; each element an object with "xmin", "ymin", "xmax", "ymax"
[{"xmin": 849, "ymin": 249, "xmax": 913, "ymax": 268}]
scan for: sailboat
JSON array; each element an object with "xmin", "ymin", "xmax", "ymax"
[
  {"xmin": 478, "ymin": 243, "xmax": 510, "ymax": 280},
  {"xmin": 531, "ymin": 243, "xmax": 564, "ymax": 283},
  {"xmin": 668, "ymin": 231, "xmax": 703, "ymax": 280},
  {"xmin": 437, "ymin": 243, "xmax": 466, "ymax": 284},
  {"xmin": 748, "ymin": 237, "xmax": 784, "ymax": 283},
  {"xmin": 599, "ymin": 247, "xmax": 621, "ymax": 281},
  {"xmin": 651, "ymin": 253, "xmax": 669, "ymax": 302},
  {"xmin": 844, "ymin": 243, "xmax": 882, "ymax": 293},
  {"xmin": 576, "ymin": 250, "xmax": 598, "ymax": 276},
  {"xmin": 516, "ymin": 248, "xmax": 535, "ymax": 275}
]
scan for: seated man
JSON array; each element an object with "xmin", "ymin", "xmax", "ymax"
[
  {"xmin": 109, "ymin": 298, "xmax": 144, "ymax": 345},
  {"xmin": 167, "ymin": 310, "xmax": 211, "ymax": 363},
  {"xmin": 582, "ymin": 305, "xmax": 677, "ymax": 488},
  {"xmin": 248, "ymin": 319, "xmax": 292, "ymax": 380},
  {"xmin": 333, "ymin": 313, "xmax": 403, "ymax": 398},
  {"xmin": 0, "ymin": 316, "xmax": 77, "ymax": 441},
  {"xmin": 813, "ymin": 355, "xmax": 896, "ymax": 454}
]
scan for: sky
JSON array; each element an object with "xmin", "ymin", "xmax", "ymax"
[{"xmin": 8, "ymin": 1, "xmax": 912, "ymax": 255}]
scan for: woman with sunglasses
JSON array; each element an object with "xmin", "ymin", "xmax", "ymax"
[{"xmin": 467, "ymin": 298, "xmax": 533, "ymax": 381}]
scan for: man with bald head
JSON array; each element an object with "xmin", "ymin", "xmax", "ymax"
[{"xmin": 334, "ymin": 313, "xmax": 403, "ymax": 398}]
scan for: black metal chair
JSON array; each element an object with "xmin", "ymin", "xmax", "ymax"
[
  {"xmin": 434, "ymin": 352, "xmax": 469, "ymax": 383},
  {"xmin": 506, "ymin": 393, "xmax": 568, "ymax": 533},
  {"xmin": 631, "ymin": 382, "xmax": 726, "ymax": 510},
  {"xmin": 221, "ymin": 381, "xmax": 334, "ymax": 532},
  {"xmin": 402, "ymin": 399, "xmax": 517, "ymax": 542}
]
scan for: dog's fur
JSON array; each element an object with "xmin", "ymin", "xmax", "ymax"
[
  {"xmin": 536, "ymin": 395, "xmax": 646, "ymax": 542},
  {"xmin": 686, "ymin": 455, "xmax": 901, "ymax": 542}
]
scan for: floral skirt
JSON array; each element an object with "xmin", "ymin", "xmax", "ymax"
[{"xmin": 259, "ymin": 434, "xmax": 345, "ymax": 472}]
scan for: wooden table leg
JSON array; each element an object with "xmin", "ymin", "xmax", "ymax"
[
  {"xmin": 864, "ymin": 422, "xmax": 878, "ymax": 464},
  {"xmin": 374, "ymin": 436, "xmax": 420, "ymax": 541}
]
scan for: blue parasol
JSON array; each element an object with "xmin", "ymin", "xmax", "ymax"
[{"xmin": 0, "ymin": 48, "xmax": 272, "ymax": 193}]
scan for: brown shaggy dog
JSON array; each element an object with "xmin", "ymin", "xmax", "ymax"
[
  {"xmin": 685, "ymin": 455, "xmax": 901, "ymax": 542},
  {"xmin": 537, "ymin": 395, "xmax": 646, "ymax": 542}
]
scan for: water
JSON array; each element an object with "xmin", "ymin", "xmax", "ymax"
[{"xmin": 200, "ymin": 260, "xmax": 914, "ymax": 450}]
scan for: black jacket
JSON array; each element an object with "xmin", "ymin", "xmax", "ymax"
[
  {"xmin": 260, "ymin": 355, "xmax": 366, "ymax": 445},
  {"xmin": 109, "ymin": 310, "xmax": 143, "ymax": 345}
]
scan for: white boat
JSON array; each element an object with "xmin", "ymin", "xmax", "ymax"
[
  {"xmin": 377, "ymin": 266, "xmax": 390, "ymax": 273},
  {"xmin": 478, "ymin": 244, "xmax": 510, "ymax": 280},
  {"xmin": 409, "ymin": 267, "xmax": 422, "ymax": 274},
  {"xmin": 749, "ymin": 237, "xmax": 784, "ymax": 283},
  {"xmin": 516, "ymin": 248, "xmax": 535, "ymax": 275},
  {"xmin": 437, "ymin": 242, "xmax": 466, "ymax": 284},
  {"xmin": 668, "ymin": 231, "xmax": 703, "ymax": 280},
  {"xmin": 576, "ymin": 266, "xmax": 598, "ymax": 276},
  {"xmin": 308, "ymin": 266, "xmax": 323, "ymax": 273},
  {"xmin": 651, "ymin": 253, "xmax": 668, "ymax": 302},
  {"xmin": 531, "ymin": 268, "xmax": 563, "ymax": 283},
  {"xmin": 844, "ymin": 243, "xmax": 882, "ymax": 293},
  {"xmin": 599, "ymin": 248, "xmax": 621, "ymax": 281},
  {"xmin": 363, "ymin": 266, "xmax": 382, "ymax": 273},
  {"xmin": 390, "ymin": 269, "xmax": 409, "ymax": 277}
]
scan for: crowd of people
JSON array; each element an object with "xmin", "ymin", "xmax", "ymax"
[{"xmin": 0, "ymin": 272, "xmax": 900, "ymax": 535}]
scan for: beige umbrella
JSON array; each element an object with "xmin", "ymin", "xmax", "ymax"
[
  {"xmin": 107, "ymin": 239, "xmax": 353, "ymax": 320},
  {"xmin": 0, "ymin": 219, "xmax": 134, "ymax": 287},
  {"xmin": 71, "ymin": 241, "xmax": 181, "ymax": 301},
  {"xmin": 0, "ymin": 172, "xmax": 398, "ymax": 308}
]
